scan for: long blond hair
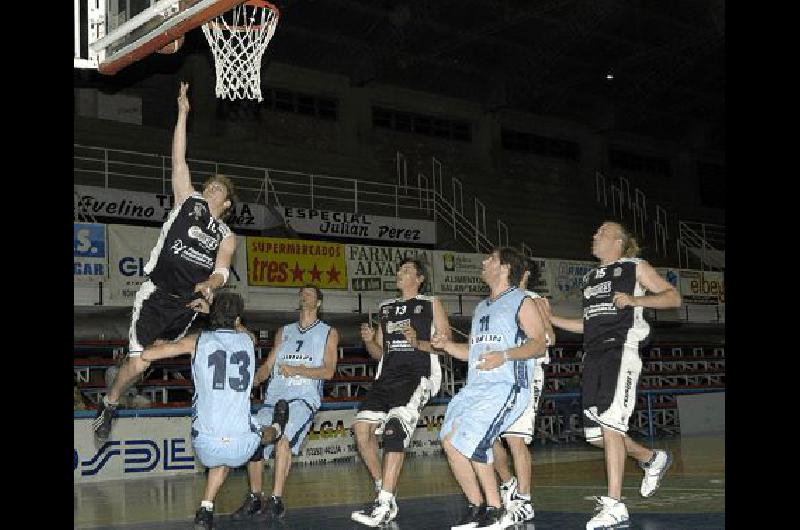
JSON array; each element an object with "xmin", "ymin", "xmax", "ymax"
[{"xmin": 607, "ymin": 221, "xmax": 640, "ymax": 258}]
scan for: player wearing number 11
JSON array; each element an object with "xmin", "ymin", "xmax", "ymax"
[{"xmin": 138, "ymin": 292, "xmax": 289, "ymax": 530}]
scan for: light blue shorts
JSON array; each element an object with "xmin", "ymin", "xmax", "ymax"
[
  {"xmin": 440, "ymin": 383, "xmax": 529, "ymax": 464},
  {"xmin": 192, "ymin": 431, "xmax": 261, "ymax": 468},
  {"xmin": 255, "ymin": 398, "xmax": 317, "ymax": 458}
]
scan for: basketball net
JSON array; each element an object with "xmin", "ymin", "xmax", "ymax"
[{"xmin": 202, "ymin": 1, "xmax": 280, "ymax": 101}]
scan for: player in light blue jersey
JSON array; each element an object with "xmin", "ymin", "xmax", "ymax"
[
  {"xmin": 432, "ymin": 247, "xmax": 548, "ymax": 530},
  {"xmin": 139, "ymin": 293, "xmax": 289, "ymax": 530},
  {"xmin": 231, "ymin": 285, "xmax": 339, "ymax": 520},
  {"xmin": 492, "ymin": 257, "xmax": 556, "ymax": 526}
]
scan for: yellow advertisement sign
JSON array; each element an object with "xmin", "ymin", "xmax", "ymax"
[{"xmin": 246, "ymin": 237, "xmax": 347, "ymax": 289}]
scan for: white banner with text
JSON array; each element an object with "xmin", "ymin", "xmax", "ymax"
[
  {"xmin": 74, "ymin": 185, "xmax": 282, "ymax": 231},
  {"xmin": 346, "ymin": 245, "xmax": 434, "ymax": 294},
  {"xmin": 282, "ymin": 207, "xmax": 436, "ymax": 245}
]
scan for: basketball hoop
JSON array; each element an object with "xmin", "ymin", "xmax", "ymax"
[{"xmin": 201, "ymin": 0, "xmax": 280, "ymax": 101}]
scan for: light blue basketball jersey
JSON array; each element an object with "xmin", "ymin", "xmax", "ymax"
[
  {"xmin": 468, "ymin": 287, "xmax": 529, "ymax": 388},
  {"xmin": 191, "ymin": 329, "xmax": 260, "ymax": 439},
  {"xmin": 264, "ymin": 320, "xmax": 332, "ymax": 409}
]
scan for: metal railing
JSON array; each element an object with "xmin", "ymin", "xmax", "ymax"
[
  {"xmin": 74, "ymin": 144, "xmax": 527, "ymax": 255},
  {"xmin": 440, "ymin": 325, "xmax": 470, "ymax": 397},
  {"xmin": 595, "ymin": 171, "xmax": 674, "ymax": 257},
  {"xmin": 677, "ymin": 221, "xmax": 725, "ymax": 271}
]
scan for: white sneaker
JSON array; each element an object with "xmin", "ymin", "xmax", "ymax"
[
  {"xmin": 500, "ymin": 497, "xmax": 534, "ymax": 525},
  {"xmin": 586, "ymin": 496, "xmax": 629, "ymax": 529},
  {"xmin": 351, "ymin": 497, "xmax": 398, "ymax": 527},
  {"xmin": 499, "ymin": 477, "xmax": 518, "ymax": 508},
  {"xmin": 639, "ymin": 450, "xmax": 673, "ymax": 497}
]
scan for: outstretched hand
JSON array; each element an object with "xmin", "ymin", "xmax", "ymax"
[
  {"xmin": 360, "ymin": 323, "xmax": 376, "ymax": 343},
  {"xmin": 178, "ymin": 82, "xmax": 190, "ymax": 113}
]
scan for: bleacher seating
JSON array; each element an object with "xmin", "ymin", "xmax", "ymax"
[{"xmin": 74, "ymin": 339, "xmax": 724, "ymax": 440}]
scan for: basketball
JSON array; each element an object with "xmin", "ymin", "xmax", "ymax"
[{"xmin": 157, "ymin": 35, "xmax": 185, "ymax": 55}]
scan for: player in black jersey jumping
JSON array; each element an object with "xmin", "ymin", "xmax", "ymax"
[
  {"xmin": 351, "ymin": 258, "xmax": 451, "ymax": 527},
  {"xmin": 550, "ymin": 221, "xmax": 681, "ymax": 530},
  {"xmin": 93, "ymin": 82, "xmax": 239, "ymax": 444}
]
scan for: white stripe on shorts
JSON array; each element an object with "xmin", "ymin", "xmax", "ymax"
[{"xmin": 128, "ymin": 280, "xmax": 157, "ymax": 355}]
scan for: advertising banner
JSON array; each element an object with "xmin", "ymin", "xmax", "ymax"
[
  {"xmin": 108, "ymin": 224, "xmax": 248, "ymax": 303},
  {"xmin": 655, "ymin": 267, "xmax": 681, "ymax": 290},
  {"xmin": 346, "ymin": 245, "xmax": 434, "ymax": 293},
  {"xmin": 432, "ymin": 251, "xmax": 488, "ymax": 296},
  {"xmin": 548, "ymin": 259, "xmax": 597, "ymax": 308},
  {"xmin": 294, "ymin": 405, "xmax": 446, "ymax": 464},
  {"xmin": 246, "ymin": 237, "xmax": 347, "ymax": 289},
  {"xmin": 74, "ymin": 223, "xmax": 107, "ymax": 282},
  {"xmin": 281, "ymin": 207, "xmax": 436, "ymax": 245},
  {"xmin": 107, "ymin": 225, "xmax": 160, "ymax": 302},
  {"xmin": 679, "ymin": 270, "xmax": 725, "ymax": 305},
  {"xmin": 74, "ymin": 185, "xmax": 282, "ymax": 231},
  {"xmin": 74, "ymin": 417, "xmax": 198, "ymax": 483}
]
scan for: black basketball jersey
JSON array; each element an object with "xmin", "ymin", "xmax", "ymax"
[
  {"xmin": 144, "ymin": 193, "xmax": 232, "ymax": 293},
  {"xmin": 376, "ymin": 295, "xmax": 437, "ymax": 381},
  {"xmin": 582, "ymin": 258, "xmax": 650, "ymax": 352}
]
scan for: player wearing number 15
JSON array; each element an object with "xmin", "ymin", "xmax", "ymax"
[{"xmin": 139, "ymin": 292, "xmax": 289, "ymax": 529}]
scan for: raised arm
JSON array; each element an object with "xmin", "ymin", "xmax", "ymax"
[
  {"xmin": 613, "ymin": 260, "xmax": 682, "ymax": 310},
  {"xmin": 253, "ymin": 327, "xmax": 283, "ymax": 387},
  {"xmin": 140, "ymin": 334, "xmax": 199, "ymax": 362},
  {"xmin": 172, "ymin": 82, "xmax": 195, "ymax": 204}
]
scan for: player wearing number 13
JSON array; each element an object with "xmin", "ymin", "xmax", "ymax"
[{"xmin": 138, "ymin": 292, "xmax": 289, "ymax": 530}]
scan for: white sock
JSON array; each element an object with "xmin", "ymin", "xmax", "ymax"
[
  {"xmin": 103, "ymin": 395, "xmax": 118, "ymax": 407},
  {"xmin": 200, "ymin": 500, "xmax": 213, "ymax": 510},
  {"xmin": 374, "ymin": 479, "xmax": 383, "ymax": 491},
  {"xmin": 378, "ymin": 489, "xmax": 394, "ymax": 503}
]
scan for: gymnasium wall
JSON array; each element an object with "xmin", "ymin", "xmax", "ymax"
[{"xmin": 74, "ymin": 54, "xmax": 723, "ymax": 260}]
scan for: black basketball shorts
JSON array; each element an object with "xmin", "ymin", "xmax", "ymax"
[
  {"xmin": 128, "ymin": 280, "xmax": 199, "ymax": 356},
  {"xmin": 354, "ymin": 374, "xmax": 435, "ymax": 448},
  {"xmin": 581, "ymin": 343, "xmax": 643, "ymax": 441}
]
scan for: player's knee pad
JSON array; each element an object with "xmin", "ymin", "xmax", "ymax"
[
  {"xmin": 382, "ymin": 417, "xmax": 406, "ymax": 453},
  {"xmin": 249, "ymin": 444, "xmax": 265, "ymax": 462}
]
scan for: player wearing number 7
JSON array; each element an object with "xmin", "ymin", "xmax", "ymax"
[
  {"xmin": 230, "ymin": 284, "xmax": 339, "ymax": 520},
  {"xmin": 138, "ymin": 292, "xmax": 289, "ymax": 530}
]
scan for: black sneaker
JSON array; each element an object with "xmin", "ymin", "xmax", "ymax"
[
  {"xmin": 232, "ymin": 492, "xmax": 263, "ymax": 519},
  {"xmin": 266, "ymin": 495, "xmax": 286, "ymax": 518},
  {"xmin": 92, "ymin": 398, "xmax": 117, "ymax": 443},
  {"xmin": 476, "ymin": 505, "xmax": 504, "ymax": 528},
  {"xmin": 273, "ymin": 400, "xmax": 290, "ymax": 441},
  {"xmin": 451, "ymin": 502, "xmax": 485, "ymax": 530},
  {"xmin": 194, "ymin": 506, "xmax": 213, "ymax": 529}
]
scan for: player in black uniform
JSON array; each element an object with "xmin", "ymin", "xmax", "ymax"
[
  {"xmin": 351, "ymin": 258, "xmax": 451, "ymax": 527},
  {"xmin": 550, "ymin": 221, "xmax": 681, "ymax": 530},
  {"xmin": 93, "ymin": 82, "xmax": 239, "ymax": 444}
]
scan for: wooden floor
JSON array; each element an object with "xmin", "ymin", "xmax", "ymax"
[{"xmin": 74, "ymin": 433, "xmax": 724, "ymax": 529}]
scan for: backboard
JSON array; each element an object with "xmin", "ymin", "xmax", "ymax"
[{"xmin": 74, "ymin": 0, "xmax": 246, "ymax": 75}]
